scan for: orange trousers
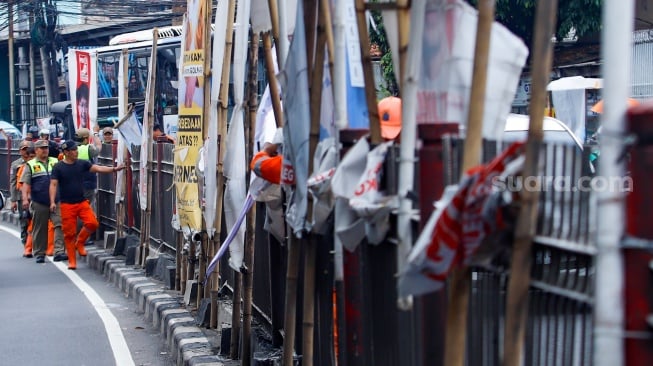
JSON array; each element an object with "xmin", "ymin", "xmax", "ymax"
[
  {"xmin": 24, "ymin": 220, "xmax": 54, "ymax": 257},
  {"xmin": 60, "ymin": 201, "xmax": 98, "ymax": 269}
]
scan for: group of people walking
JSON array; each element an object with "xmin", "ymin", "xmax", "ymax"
[{"xmin": 9, "ymin": 127, "xmax": 124, "ymax": 269}]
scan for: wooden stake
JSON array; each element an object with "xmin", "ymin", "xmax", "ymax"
[
  {"xmin": 444, "ymin": 2, "xmax": 495, "ymax": 366},
  {"xmin": 231, "ymin": 271, "xmax": 242, "ymax": 359},
  {"xmin": 262, "ymin": 32, "xmax": 284, "ymax": 128},
  {"xmin": 201, "ymin": 0, "xmax": 215, "ymax": 301},
  {"xmin": 396, "ymin": 0, "xmax": 410, "ymax": 88},
  {"xmin": 504, "ymin": 1, "xmax": 558, "ymax": 365},
  {"xmin": 302, "ymin": 8, "xmax": 327, "ymax": 365},
  {"xmin": 140, "ymin": 28, "xmax": 159, "ymax": 266},
  {"xmin": 242, "ymin": 31, "xmax": 260, "ymax": 366},
  {"xmin": 354, "ymin": 0, "xmax": 382, "ymax": 144},
  {"xmin": 211, "ymin": 0, "xmax": 237, "ymax": 329},
  {"xmin": 267, "ymin": 0, "xmax": 282, "ymax": 62},
  {"xmin": 116, "ymin": 48, "xmax": 129, "ymax": 240}
]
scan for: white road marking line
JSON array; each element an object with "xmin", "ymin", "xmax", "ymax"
[{"xmin": 0, "ymin": 224, "xmax": 136, "ymax": 366}]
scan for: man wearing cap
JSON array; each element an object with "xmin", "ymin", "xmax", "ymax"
[
  {"xmin": 74, "ymin": 128, "xmax": 100, "ymax": 205},
  {"xmin": 20, "ymin": 139, "xmax": 67, "ymax": 264},
  {"xmin": 378, "ymin": 96, "xmax": 402, "ymax": 141},
  {"xmin": 26, "ymin": 126, "xmax": 39, "ymax": 142},
  {"xmin": 101, "ymin": 127, "xmax": 114, "ymax": 144},
  {"xmin": 39, "ymin": 128, "xmax": 61, "ymax": 159},
  {"xmin": 50, "ymin": 140, "xmax": 125, "ymax": 270},
  {"xmin": 10, "ymin": 140, "xmax": 34, "ymax": 249}
]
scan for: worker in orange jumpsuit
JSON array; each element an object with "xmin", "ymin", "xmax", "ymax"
[
  {"xmin": 249, "ymin": 99, "xmax": 402, "ymax": 182},
  {"xmin": 250, "ymin": 142, "xmax": 282, "ymax": 184},
  {"xmin": 49, "ymin": 140, "xmax": 125, "ymax": 270}
]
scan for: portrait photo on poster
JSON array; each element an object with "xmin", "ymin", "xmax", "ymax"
[{"xmin": 76, "ymin": 83, "xmax": 90, "ymax": 129}]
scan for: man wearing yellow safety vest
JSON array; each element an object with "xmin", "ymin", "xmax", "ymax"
[
  {"xmin": 20, "ymin": 139, "xmax": 68, "ymax": 264},
  {"xmin": 73, "ymin": 128, "xmax": 100, "ymax": 204}
]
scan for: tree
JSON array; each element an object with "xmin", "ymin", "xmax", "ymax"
[
  {"xmin": 369, "ymin": 0, "xmax": 603, "ymax": 95},
  {"xmin": 369, "ymin": 9, "xmax": 399, "ymax": 96},
  {"xmin": 467, "ymin": 0, "xmax": 602, "ymax": 48}
]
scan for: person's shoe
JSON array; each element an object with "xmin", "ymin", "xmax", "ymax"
[
  {"xmin": 68, "ymin": 266, "xmax": 76, "ymax": 270},
  {"xmin": 23, "ymin": 253, "xmax": 33, "ymax": 258},
  {"xmin": 53, "ymin": 254, "xmax": 68, "ymax": 262},
  {"xmin": 35, "ymin": 256, "xmax": 45, "ymax": 264}
]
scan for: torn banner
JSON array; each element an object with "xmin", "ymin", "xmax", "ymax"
[{"xmin": 399, "ymin": 142, "xmax": 524, "ymax": 297}]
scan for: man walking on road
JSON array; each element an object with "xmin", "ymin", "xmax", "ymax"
[
  {"xmin": 50, "ymin": 140, "xmax": 125, "ymax": 270},
  {"xmin": 10, "ymin": 140, "xmax": 34, "ymax": 248},
  {"xmin": 20, "ymin": 140, "xmax": 67, "ymax": 264}
]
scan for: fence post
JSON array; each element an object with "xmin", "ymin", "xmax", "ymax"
[
  {"xmin": 338, "ymin": 128, "xmax": 372, "ymax": 366},
  {"xmin": 624, "ymin": 105, "xmax": 653, "ymax": 365},
  {"xmin": 415, "ymin": 123, "xmax": 458, "ymax": 366}
]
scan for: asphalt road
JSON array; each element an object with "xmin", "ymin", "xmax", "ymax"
[{"xmin": 0, "ymin": 223, "xmax": 175, "ymax": 366}]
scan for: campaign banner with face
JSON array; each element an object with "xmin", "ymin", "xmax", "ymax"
[
  {"xmin": 68, "ymin": 49, "xmax": 98, "ymax": 131},
  {"xmin": 174, "ymin": 0, "xmax": 209, "ymax": 231}
]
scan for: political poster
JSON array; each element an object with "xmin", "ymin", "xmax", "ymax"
[
  {"xmin": 174, "ymin": 0, "xmax": 208, "ymax": 231},
  {"xmin": 68, "ymin": 49, "xmax": 98, "ymax": 131}
]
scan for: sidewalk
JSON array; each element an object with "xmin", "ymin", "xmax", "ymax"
[{"xmin": 0, "ymin": 209, "xmax": 237, "ymax": 366}]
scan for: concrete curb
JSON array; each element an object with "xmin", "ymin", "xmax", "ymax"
[{"xmin": 83, "ymin": 248, "xmax": 231, "ymax": 366}]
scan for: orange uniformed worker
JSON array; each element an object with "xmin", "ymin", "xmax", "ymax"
[
  {"xmin": 50, "ymin": 140, "xmax": 126, "ymax": 270},
  {"xmin": 250, "ymin": 142, "xmax": 282, "ymax": 184},
  {"xmin": 378, "ymin": 96, "xmax": 402, "ymax": 141}
]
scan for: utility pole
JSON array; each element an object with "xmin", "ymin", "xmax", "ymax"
[{"xmin": 8, "ymin": 0, "xmax": 17, "ymax": 124}]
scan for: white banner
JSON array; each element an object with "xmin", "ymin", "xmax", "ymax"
[
  {"xmin": 279, "ymin": 0, "xmax": 311, "ymax": 234},
  {"xmin": 223, "ymin": 0, "xmax": 252, "ymax": 271},
  {"xmin": 204, "ymin": 0, "xmax": 230, "ymax": 238}
]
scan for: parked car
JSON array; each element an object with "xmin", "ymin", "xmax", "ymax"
[
  {"xmin": 503, "ymin": 113, "xmax": 594, "ymax": 174},
  {"xmin": 0, "ymin": 120, "xmax": 23, "ymax": 140},
  {"xmin": 502, "ymin": 113, "xmax": 584, "ymax": 149}
]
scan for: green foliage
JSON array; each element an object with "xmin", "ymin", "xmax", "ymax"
[
  {"xmin": 368, "ymin": 7, "xmax": 399, "ymax": 96},
  {"xmin": 467, "ymin": 0, "xmax": 603, "ymax": 47},
  {"xmin": 369, "ymin": 0, "xmax": 603, "ymax": 94}
]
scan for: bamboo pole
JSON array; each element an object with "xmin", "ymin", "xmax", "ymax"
[
  {"xmin": 241, "ymin": 31, "xmax": 260, "ymax": 366},
  {"xmin": 354, "ymin": 0, "xmax": 382, "ymax": 144},
  {"xmin": 116, "ymin": 48, "xmax": 129, "ymax": 240},
  {"xmin": 504, "ymin": 1, "xmax": 558, "ymax": 365},
  {"xmin": 200, "ymin": 0, "xmax": 215, "ymax": 302},
  {"xmin": 215, "ymin": 0, "xmax": 240, "ymax": 351},
  {"xmin": 231, "ymin": 271, "xmax": 243, "ymax": 359},
  {"xmin": 197, "ymin": 0, "xmax": 213, "ymax": 307},
  {"xmin": 267, "ymin": 0, "xmax": 282, "ymax": 62},
  {"xmin": 176, "ymin": 231, "xmax": 184, "ymax": 291},
  {"xmin": 282, "ymin": 233, "xmax": 300, "ymax": 366},
  {"xmin": 319, "ymin": 0, "xmax": 335, "ymax": 78},
  {"xmin": 262, "ymin": 32, "xmax": 284, "ymax": 128},
  {"xmin": 302, "ymin": 7, "xmax": 327, "ymax": 365},
  {"xmin": 8, "ymin": 1, "xmax": 16, "ymax": 124},
  {"xmin": 395, "ymin": 0, "xmax": 410, "ymax": 88},
  {"xmin": 210, "ymin": 0, "xmax": 237, "ymax": 329},
  {"xmin": 140, "ymin": 29, "xmax": 159, "ymax": 266},
  {"xmin": 443, "ymin": 2, "xmax": 495, "ymax": 366},
  {"xmin": 282, "ymin": 3, "xmax": 308, "ymax": 365}
]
